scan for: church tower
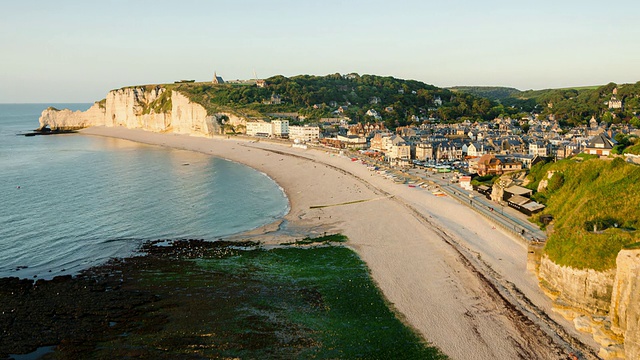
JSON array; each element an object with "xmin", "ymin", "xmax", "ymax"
[{"xmin": 212, "ymin": 71, "xmax": 224, "ymax": 84}]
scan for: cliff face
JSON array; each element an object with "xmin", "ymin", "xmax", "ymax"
[
  {"xmin": 610, "ymin": 249, "xmax": 640, "ymax": 360},
  {"xmin": 539, "ymin": 251, "xmax": 640, "ymax": 359},
  {"xmin": 39, "ymin": 87, "xmax": 228, "ymax": 136},
  {"xmin": 39, "ymin": 103, "xmax": 106, "ymax": 130},
  {"xmin": 538, "ymin": 255, "xmax": 615, "ymax": 315}
]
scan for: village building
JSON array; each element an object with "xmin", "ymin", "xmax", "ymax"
[
  {"xmin": 289, "ymin": 125, "xmax": 320, "ymax": 143},
  {"xmin": 584, "ymin": 133, "xmax": 617, "ymax": 157},
  {"xmin": 246, "ymin": 121, "xmax": 274, "ymax": 137},
  {"xmin": 365, "ymin": 109, "xmax": 382, "ymax": 120},
  {"xmin": 415, "ymin": 143, "xmax": 433, "ymax": 161},
  {"xmin": 528, "ymin": 140, "xmax": 548, "ymax": 157},
  {"xmin": 608, "ymin": 88, "xmax": 623, "ymax": 110},
  {"xmin": 349, "ymin": 122, "xmax": 386, "ymax": 137},
  {"xmin": 246, "ymin": 119, "xmax": 289, "ymax": 138},
  {"xmin": 476, "ymin": 154, "xmax": 503, "ymax": 176},
  {"xmin": 336, "ymin": 134, "xmax": 368, "ymax": 149}
]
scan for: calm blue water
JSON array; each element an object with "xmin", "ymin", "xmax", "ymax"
[{"xmin": 0, "ymin": 104, "xmax": 288, "ymax": 279}]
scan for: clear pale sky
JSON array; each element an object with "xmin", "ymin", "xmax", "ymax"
[{"xmin": 1, "ymin": 0, "xmax": 639, "ymax": 103}]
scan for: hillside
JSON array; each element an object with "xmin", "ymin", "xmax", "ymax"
[
  {"xmin": 526, "ymin": 157, "xmax": 640, "ymax": 271},
  {"xmin": 170, "ymin": 73, "xmax": 523, "ymax": 127},
  {"xmin": 507, "ymin": 82, "xmax": 640, "ymax": 126},
  {"xmin": 448, "ymin": 86, "xmax": 522, "ymax": 101}
]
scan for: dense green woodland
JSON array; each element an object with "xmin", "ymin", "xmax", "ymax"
[
  {"xmin": 132, "ymin": 74, "xmax": 640, "ymax": 130},
  {"xmin": 526, "ymin": 156, "xmax": 640, "ymax": 271},
  {"xmin": 173, "ymin": 73, "xmax": 523, "ymax": 127},
  {"xmin": 454, "ymin": 82, "xmax": 640, "ymax": 127}
]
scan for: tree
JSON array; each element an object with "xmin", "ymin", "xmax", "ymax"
[{"xmin": 601, "ymin": 112, "xmax": 613, "ymax": 124}]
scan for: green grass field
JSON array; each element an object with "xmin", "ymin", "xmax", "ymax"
[{"xmin": 93, "ymin": 238, "xmax": 445, "ymax": 359}]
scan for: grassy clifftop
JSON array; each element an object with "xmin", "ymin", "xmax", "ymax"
[{"xmin": 528, "ymin": 157, "xmax": 640, "ymax": 271}]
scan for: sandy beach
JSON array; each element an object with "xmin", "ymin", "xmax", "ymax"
[{"xmin": 81, "ymin": 126, "xmax": 598, "ymax": 360}]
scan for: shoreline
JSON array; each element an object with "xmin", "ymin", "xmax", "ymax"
[{"xmin": 78, "ymin": 126, "xmax": 597, "ymax": 359}]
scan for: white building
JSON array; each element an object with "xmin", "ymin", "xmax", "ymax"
[
  {"xmin": 246, "ymin": 121, "xmax": 274, "ymax": 137},
  {"xmin": 246, "ymin": 119, "xmax": 290, "ymax": 137},
  {"xmin": 289, "ymin": 125, "xmax": 320, "ymax": 143},
  {"xmin": 365, "ymin": 109, "xmax": 382, "ymax": 120},
  {"xmin": 272, "ymin": 119, "xmax": 289, "ymax": 138},
  {"xmin": 528, "ymin": 141, "xmax": 548, "ymax": 157}
]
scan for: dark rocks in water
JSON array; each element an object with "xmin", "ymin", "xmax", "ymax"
[
  {"xmin": 0, "ymin": 238, "xmax": 259, "ymax": 358},
  {"xmin": 22, "ymin": 128, "xmax": 78, "ymax": 137}
]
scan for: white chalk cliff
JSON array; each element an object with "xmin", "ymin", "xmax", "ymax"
[{"xmin": 39, "ymin": 86, "xmax": 245, "ymax": 136}]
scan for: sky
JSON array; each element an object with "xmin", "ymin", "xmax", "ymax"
[{"xmin": 1, "ymin": 0, "xmax": 639, "ymax": 103}]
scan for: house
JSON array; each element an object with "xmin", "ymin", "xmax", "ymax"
[
  {"xmin": 434, "ymin": 141, "xmax": 463, "ymax": 161},
  {"xmin": 396, "ymin": 126, "xmax": 417, "ymax": 138},
  {"xmin": 529, "ymin": 140, "xmax": 548, "ymax": 157},
  {"xmin": 289, "ymin": 125, "xmax": 320, "ymax": 143},
  {"xmin": 415, "ymin": 143, "xmax": 433, "ymax": 161},
  {"xmin": 270, "ymin": 94, "xmax": 282, "ymax": 105},
  {"xmin": 500, "ymin": 138, "xmax": 525, "ymax": 154},
  {"xmin": 498, "ymin": 157, "xmax": 523, "ymax": 173},
  {"xmin": 388, "ymin": 143, "xmax": 411, "ymax": 166},
  {"xmin": 467, "ymin": 142, "xmax": 486, "ymax": 157},
  {"xmin": 383, "ymin": 135, "xmax": 407, "ymax": 153},
  {"xmin": 256, "ymin": 79, "xmax": 267, "ymax": 88},
  {"xmin": 336, "ymin": 134, "xmax": 368, "ymax": 149},
  {"xmin": 369, "ymin": 132, "xmax": 387, "ymax": 152},
  {"xmin": 584, "ymin": 133, "xmax": 617, "ymax": 157},
  {"xmin": 476, "ymin": 154, "xmax": 502, "ymax": 176},
  {"xmin": 608, "ymin": 88, "xmax": 623, "ymax": 109},
  {"xmin": 366, "ymin": 109, "xmax": 382, "ymax": 120},
  {"xmin": 349, "ymin": 122, "xmax": 385, "ymax": 137}
]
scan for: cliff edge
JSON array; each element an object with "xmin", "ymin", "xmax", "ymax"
[{"xmin": 38, "ymin": 86, "xmax": 244, "ymax": 136}]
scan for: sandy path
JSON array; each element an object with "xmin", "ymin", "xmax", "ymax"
[{"xmin": 80, "ymin": 127, "xmax": 597, "ymax": 359}]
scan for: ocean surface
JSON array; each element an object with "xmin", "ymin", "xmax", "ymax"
[{"xmin": 0, "ymin": 104, "xmax": 289, "ymax": 280}]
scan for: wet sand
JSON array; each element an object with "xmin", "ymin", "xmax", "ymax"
[{"xmin": 80, "ymin": 127, "xmax": 599, "ymax": 359}]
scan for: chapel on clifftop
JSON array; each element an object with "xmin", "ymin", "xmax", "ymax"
[{"xmin": 212, "ymin": 72, "xmax": 225, "ymax": 84}]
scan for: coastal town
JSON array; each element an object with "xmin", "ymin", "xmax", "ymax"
[
  {"xmin": 5, "ymin": 1, "xmax": 640, "ymax": 358},
  {"xmin": 237, "ymin": 84, "xmax": 638, "ymax": 230},
  {"xmin": 29, "ymin": 74, "xmax": 640, "ymax": 359}
]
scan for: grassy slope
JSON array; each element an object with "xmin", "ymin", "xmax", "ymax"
[{"xmin": 531, "ymin": 158, "xmax": 640, "ymax": 270}]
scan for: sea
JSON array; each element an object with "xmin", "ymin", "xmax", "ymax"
[{"xmin": 0, "ymin": 104, "xmax": 289, "ymax": 280}]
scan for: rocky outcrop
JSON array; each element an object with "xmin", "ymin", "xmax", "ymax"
[
  {"xmin": 539, "ymin": 250, "xmax": 640, "ymax": 359},
  {"xmin": 38, "ymin": 87, "xmax": 236, "ymax": 136},
  {"xmin": 610, "ymin": 249, "xmax": 640, "ymax": 360},
  {"xmin": 538, "ymin": 255, "xmax": 615, "ymax": 315},
  {"xmin": 39, "ymin": 104, "xmax": 106, "ymax": 130}
]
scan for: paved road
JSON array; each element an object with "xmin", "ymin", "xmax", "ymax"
[{"xmin": 375, "ymin": 163, "xmax": 547, "ymax": 243}]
